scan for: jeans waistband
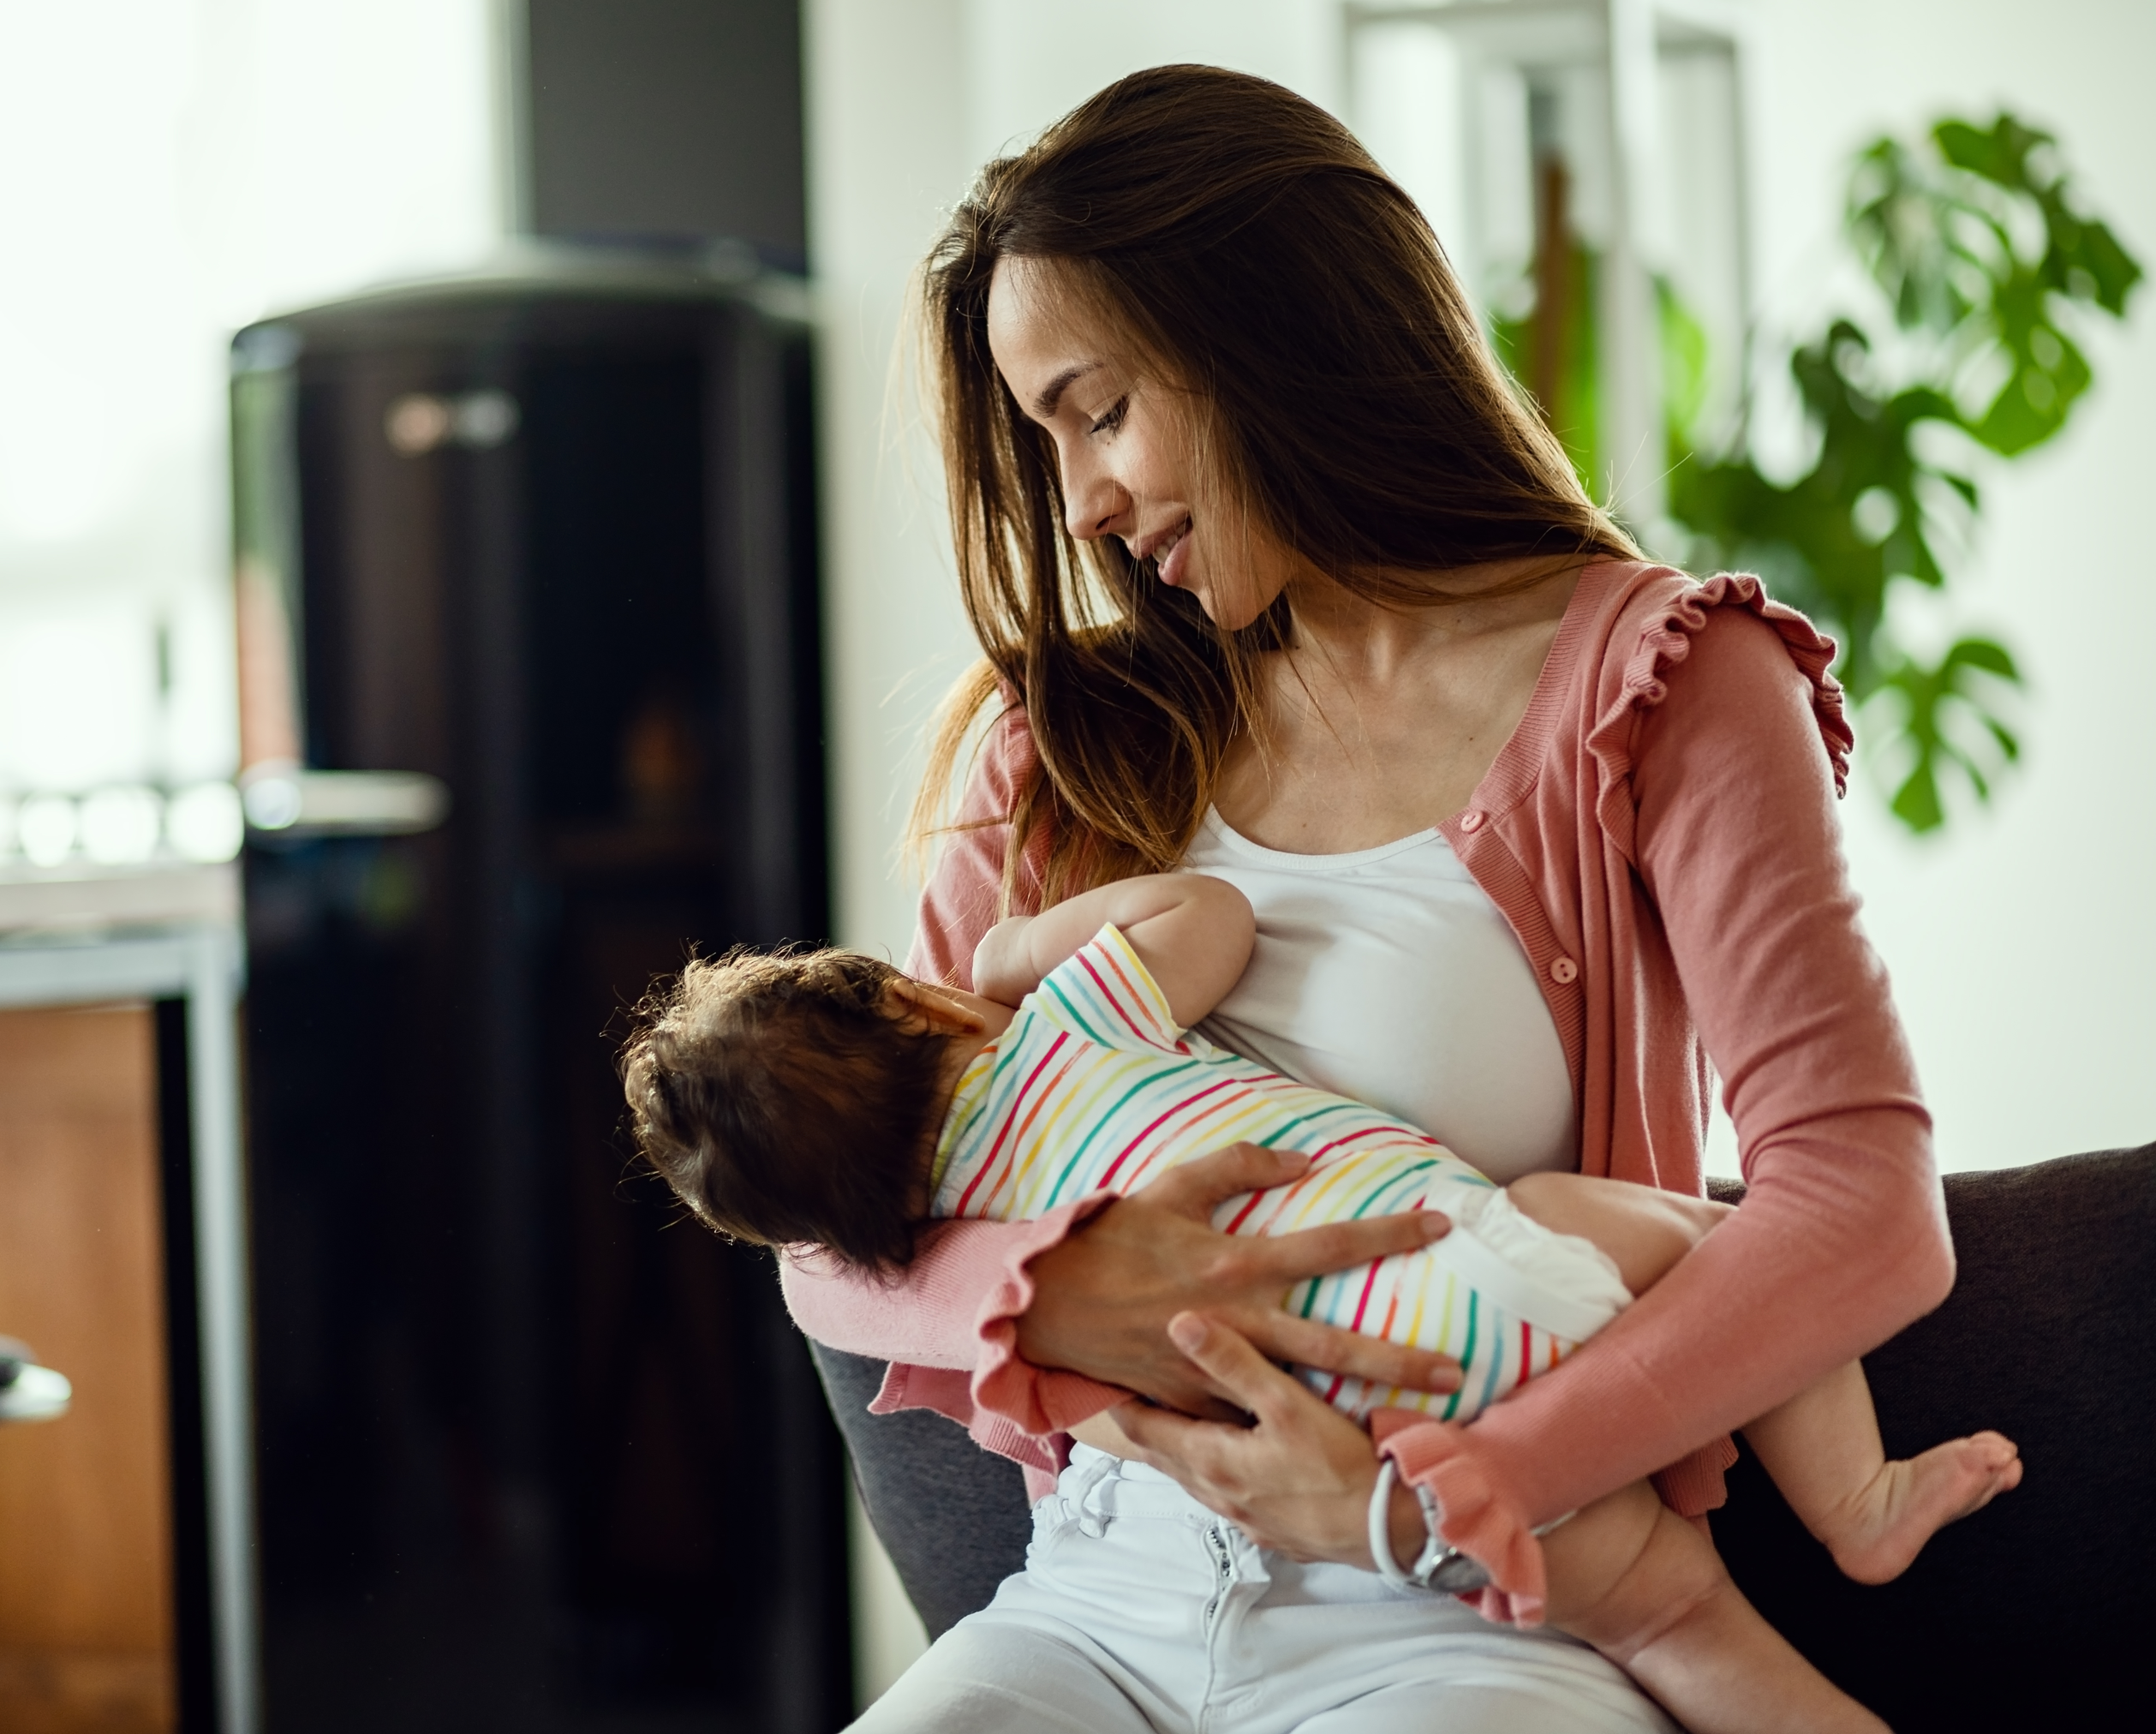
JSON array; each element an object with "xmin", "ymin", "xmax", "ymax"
[{"xmin": 1048, "ymin": 1445, "xmax": 1221, "ymax": 1538}]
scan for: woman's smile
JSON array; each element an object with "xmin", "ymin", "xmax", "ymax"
[{"xmin": 1134, "ymin": 515, "xmax": 1194, "ymax": 587}]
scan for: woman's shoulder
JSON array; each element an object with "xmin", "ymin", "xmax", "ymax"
[
  {"xmin": 911, "ymin": 693, "xmax": 1047, "ymax": 985},
  {"xmin": 1568, "ymin": 559, "xmax": 1853, "ymax": 792},
  {"xmin": 961, "ymin": 688, "xmax": 1040, "ymax": 809}
]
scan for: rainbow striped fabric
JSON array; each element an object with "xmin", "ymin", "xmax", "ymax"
[{"xmin": 929, "ymin": 925, "xmax": 1602, "ymax": 1424}]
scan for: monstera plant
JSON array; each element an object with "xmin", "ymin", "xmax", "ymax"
[
  {"xmin": 1668, "ymin": 115, "xmax": 2141, "ymax": 832},
  {"xmin": 1495, "ymin": 113, "xmax": 2141, "ymax": 832}
]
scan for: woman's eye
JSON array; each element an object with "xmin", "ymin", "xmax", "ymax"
[{"xmin": 1086, "ymin": 396, "xmax": 1129, "ymax": 437}]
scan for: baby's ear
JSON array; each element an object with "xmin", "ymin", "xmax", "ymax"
[{"xmin": 884, "ymin": 977, "xmax": 988, "ymax": 1036}]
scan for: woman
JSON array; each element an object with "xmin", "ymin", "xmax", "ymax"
[{"xmin": 785, "ymin": 65, "xmax": 1950, "ymax": 1730}]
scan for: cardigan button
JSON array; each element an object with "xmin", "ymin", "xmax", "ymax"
[
  {"xmin": 1550, "ymin": 956, "xmax": 1579, "ymax": 984},
  {"xmin": 1459, "ymin": 810, "xmax": 1485, "ymax": 834}
]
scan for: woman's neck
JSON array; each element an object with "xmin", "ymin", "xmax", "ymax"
[
  {"xmin": 1281, "ymin": 555, "xmax": 1588, "ymax": 682},
  {"xmin": 1217, "ymin": 555, "xmax": 1590, "ymax": 853}
]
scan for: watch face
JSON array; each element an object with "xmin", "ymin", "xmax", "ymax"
[{"xmin": 1424, "ymin": 1548, "xmax": 1494, "ymax": 1593}]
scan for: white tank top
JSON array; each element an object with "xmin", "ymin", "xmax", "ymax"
[{"xmin": 1180, "ymin": 810, "xmax": 1578, "ymax": 1183}]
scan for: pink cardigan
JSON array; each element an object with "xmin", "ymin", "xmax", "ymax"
[{"xmin": 780, "ymin": 561, "xmax": 1953, "ymax": 1612}]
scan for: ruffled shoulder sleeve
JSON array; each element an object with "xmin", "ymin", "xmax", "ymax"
[
  {"xmin": 1583, "ymin": 571, "xmax": 1853, "ymax": 863},
  {"xmin": 909, "ymin": 696, "xmax": 1050, "ymax": 987}
]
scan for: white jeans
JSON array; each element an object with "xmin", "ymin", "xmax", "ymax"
[{"xmin": 854, "ymin": 1447, "xmax": 1676, "ymax": 1734}]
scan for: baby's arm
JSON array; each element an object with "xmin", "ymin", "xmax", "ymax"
[{"xmin": 972, "ymin": 873, "xmax": 1255, "ymax": 1029}]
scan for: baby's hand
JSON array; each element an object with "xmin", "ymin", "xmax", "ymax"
[{"xmin": 971, "ymin": 915, "xmax": 1042, "ymax": 1006}]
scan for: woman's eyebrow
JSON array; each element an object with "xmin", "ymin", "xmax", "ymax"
[{"xmin": 1033, "ymin": 362, "xmax": 1102, "ymax": 420}]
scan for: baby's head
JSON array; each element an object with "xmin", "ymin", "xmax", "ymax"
[{"xmin": 621, "ymin": 948, "xmax": 960, "ymax": 1269}]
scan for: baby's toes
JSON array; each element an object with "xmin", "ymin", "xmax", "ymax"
[
  {"xmin": 1966, "ymin": 1432, "xmax": 2022, "ymax": 1497},
  {"xmin": 1942, "ymin": 1434, "xmax": 2020, "ymax": 1517}
]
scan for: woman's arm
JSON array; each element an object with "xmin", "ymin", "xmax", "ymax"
[
  {"xmin": 779, "ymin": 703, "xmax": 1460, "ymax": 1410},
  {"xmin": 1419, "ymin": 604, "xmax": 1950, "ymax": 1523}
]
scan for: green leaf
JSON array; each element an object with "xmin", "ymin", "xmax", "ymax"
[
  {"xmin": 1872, "ymin": 636, "xmax": 2026, "ymax": 833},
  {"xmin": 2062, "ymin": 220, "xmax": 2144, "ymax": 315},
  {"xmin": 1964, "ymin": 264, "xmax": 2094, "ymax": 453},
  {"xmin": 1944, "ymin": 636, "xmax": 2020, "ymax": 680},
  {"xmin": 1658, "ymin": 278, "xmax": 1711, "ymax": 443},
  {"xmin": 1932, "ymin": 114, "xmax": 2051, "ymax": 189},
  {"xmin": 1890, "ymin": 760, "xmax": 1946, "ymax": 832},
  {"xmin": 1666, "ymin": 107, "xmax": 2140, "ymax": 833}
]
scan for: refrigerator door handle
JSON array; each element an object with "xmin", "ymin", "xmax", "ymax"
[{"xmin": 240, "ymin": 762, "xmax": 451, "ymax": 837}]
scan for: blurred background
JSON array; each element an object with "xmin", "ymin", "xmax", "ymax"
[{"xmin": 0, "ymin": 0, "xmax": 2147, "ymax": 1727}]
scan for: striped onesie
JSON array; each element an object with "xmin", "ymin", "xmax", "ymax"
[{"xmin": 929, "ymin": 925, "xmax": 1633, "ymax": 1424}]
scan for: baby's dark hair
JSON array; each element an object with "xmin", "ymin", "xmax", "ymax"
[{"xmin": 621, "ymin": 948, "xmax": 955, "ymax": 1269}]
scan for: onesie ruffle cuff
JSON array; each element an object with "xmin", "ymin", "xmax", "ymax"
[
  {"xmin": 1586, "ymin": 571, "xmax": 1854, "ymax": 861},
  {"xmin": 970, "ymin": 1190, "xmax": 1128, "ymax": 1437},
  {"xmin": 1372, "ymin": 1412, "xmax": 1548, "ymax": 1629}
]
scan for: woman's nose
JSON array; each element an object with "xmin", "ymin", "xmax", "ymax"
[{"xmin": 1060, "ymin": 452, "xmax": 1127, "ymax": 542}]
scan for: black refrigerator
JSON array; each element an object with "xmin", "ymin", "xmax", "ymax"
[{"xmin": 229, "ymin": 248, "xmax": 851, "ymax": 1733}]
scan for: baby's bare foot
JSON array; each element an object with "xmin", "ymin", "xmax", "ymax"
[{"xmin": 1825, "ymin": 1432, "xmax": 2022, "ymax": 1585}]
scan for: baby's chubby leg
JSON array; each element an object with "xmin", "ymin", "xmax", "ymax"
[
  {"xmin": 1503, "ymin": 1169, "xmax": 1732, "ymax": 1295},
  {"xmin": 1505, "ymin": 1171, "xmax": 2021, "ymax": 1586},
  {"xmin": 1472, "ymin": 1176, "xmax": 1890, "ymax": 1726},
  {"xmin": 1539, "ymin": 1481, "xmax": 1887, "ymax": 1734}
]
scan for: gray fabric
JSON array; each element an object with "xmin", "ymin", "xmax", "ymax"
[
  {"xmin": 1711, "ymin": 1143, "xmax": 2153, "ymax": 1729},
  {"xmin": 809, "ymin": 1341, "xmax": 1033, "ymax": 1638}
]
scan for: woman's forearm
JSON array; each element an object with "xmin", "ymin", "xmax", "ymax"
[{"xmin": 778, "ymin": 1216, "xmax": 1050, "ymax": 1370}]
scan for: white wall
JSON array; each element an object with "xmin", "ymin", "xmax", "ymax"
[
  {"xmin": 803, "ymin": 0, "xmax": 972, "ymax": 975},
  {"xmin": 0, "ymin": 0, "xmax": 501, "ymax": 816}
]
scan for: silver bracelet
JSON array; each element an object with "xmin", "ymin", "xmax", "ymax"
[{"xmin": 1369, "ymin": 1457, "xmax": 1491, "ymax": 1591}]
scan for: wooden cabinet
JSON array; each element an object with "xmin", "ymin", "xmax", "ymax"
[{"xmin": 0, "ymin": 1003, "xmax": 177, "ymax": 1734}]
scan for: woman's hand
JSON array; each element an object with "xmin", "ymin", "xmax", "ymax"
[
  {"xmin": 1013, "ymin": 1143, "xmax": 1460, "ymax": 1420},
  {"xmin": 1112, "ymin": 1312, "xmax": 1430, "ymax": 1570}
]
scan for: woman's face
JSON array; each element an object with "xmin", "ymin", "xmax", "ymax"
[{"xmin": 986, "ymin": 256, "xmax": 1303, "ymax": 631}]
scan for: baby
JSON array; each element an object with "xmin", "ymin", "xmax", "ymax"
[{"xmin": 624, "ymin": 872, "xmax": 2019, "ymax": 1732}]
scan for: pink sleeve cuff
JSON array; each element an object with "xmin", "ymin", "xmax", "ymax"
[
  {"xmin": 1653, "ymin": 1437, "xmax": 1740, "ymax": 1517},
  {"xmin": 970, "ymin": 1190, "xmax": 1129, "ymax": 1436},
  {"xmin": 861, "ymin": 1360, "xmax": 1072, "ymax": 1489},
  {"xmin": 1373, "ymin": 1411, "xmax": 1550, "ymax": 1628},
  {"xmin": 1371, "ymin": 1414, "xmax": 1744, "ymax": 1629},
  {"xmin": 813, "ymin": 1191, "xmax": 1120, "ymax": 1496}
]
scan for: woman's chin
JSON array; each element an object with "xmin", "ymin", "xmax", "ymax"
[
  {"xmin": 1180, "ymin": 574, "xmax": 1273, "ymax": 631},
  {"xmin": 1158, "ymin": 547, "xmax": 1281, "ymax": 631},
  {"xmin": 1198, "ymin": 600, "xmax": 1269, "ymax": 632}
]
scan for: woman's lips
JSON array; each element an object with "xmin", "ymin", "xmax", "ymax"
[{"xmin": 1156, "ymin": 521, "xmax": 1192, "ymax": 588}]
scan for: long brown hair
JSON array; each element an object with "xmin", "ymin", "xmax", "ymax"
[{"xmin": 913, "ymin": 63, "xmax": 1636, "ymax": 906}]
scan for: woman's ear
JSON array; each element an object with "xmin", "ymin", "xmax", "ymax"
[{"xmin": 884, "ymin": 977, "xmax": 989, "ymax": 1037}]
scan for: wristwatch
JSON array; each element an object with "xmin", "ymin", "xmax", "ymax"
[{"xmin": 1367, "ymin": 1456, "xmax": 1492, "ymax": 1593}]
